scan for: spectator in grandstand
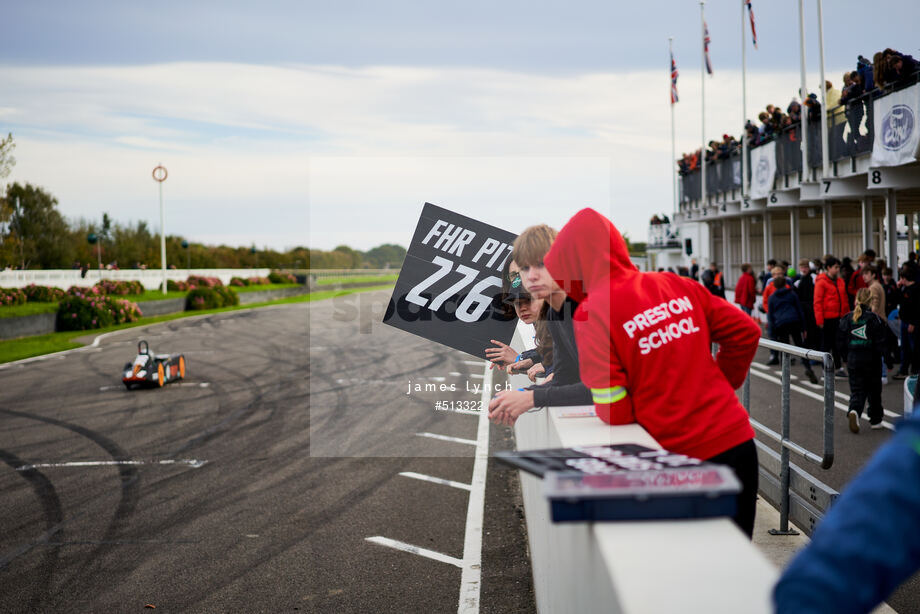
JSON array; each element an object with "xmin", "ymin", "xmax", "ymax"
[
  {"xmin": 814, "ymin": 255, "xmax": 848, "ymax": 376},
  {"xmin": 744, "ymin": 120, "xmax": 761, "ymax": 147},
  {"xmin": 487, "ymin": 224, "xmax": 592, "ymax": 424},
  {"xmin": 882, "ymin": 49, "xmax": 919, "ymax": 90},
  {"xmin": 840, "ymin": 71, "xmax": 866, "ymax": 154},
  {"xmin": 805, "ymin": 93, "xmax": 822, "ymax": 123},
  {"xmin": 772, "ymin": 410, "xmax": 920, "ymax": 613},
  {"xmin": 701, "ymin": 262, "xmax": 725, "ymax": 298},
  {"xmin": 837, "ymin": 288, "xmax": 888, "ymax": 433},
  {"xmin": 758, "ymin": 112, "xmax": 774, "ymax": 140},
  {"xmin": 768, "ymin": 276, "xmax": 819, "ymax": 384},
  {"xmin": 543, "ymin": 208, "xmax": 762, "ymax": 538},
  {"xmin": 857, "ymin": 54, "xmax": 875, "ymax": 92},
  {"xmin": 787, "ymin": 99, "xmax": 802, "ymax": 124},
  {"xmin": 735, "ymin": 263, "xmax": 756, "ymax": 316}
]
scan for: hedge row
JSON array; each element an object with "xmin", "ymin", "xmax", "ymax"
[
  {"xmin": 186, "ymin": 287, "xmax": 239, "ymax": 310},
  {"xmin": 56, "ymin": 295, "xmax": 143, "ymax": 331}
]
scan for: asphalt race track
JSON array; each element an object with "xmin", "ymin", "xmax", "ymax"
[{"xmin": 0, "ymin": 291, "xmax": 534, "ymax": 614}]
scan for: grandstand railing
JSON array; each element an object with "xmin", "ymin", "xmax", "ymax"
[
  {"xmin": 677, "ymin": 69, "xmax": 920, "ymax": 201},
  {"xmin": 647, "ymin": 223, "xmax": 681, "ymax": 249}
]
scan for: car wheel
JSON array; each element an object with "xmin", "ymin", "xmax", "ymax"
[
  {"xmin": 157, "ymin": 363, "xmax": 165, "ymax": 387},
  {"xmin": 178, "ymin": 356, "xmax": 186, "ymax": 380}
]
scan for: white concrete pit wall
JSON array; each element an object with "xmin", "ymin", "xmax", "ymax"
[{"xmin": 507, "ymin": 322, "xmax": 777, "ymax": 614}]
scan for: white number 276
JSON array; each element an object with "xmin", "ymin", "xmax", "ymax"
[{"xmin": 406, "ymin": 256, "xmax": 500, "ymax": 323}]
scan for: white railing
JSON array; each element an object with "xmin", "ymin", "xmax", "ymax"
[
  {"xmin": 0, "ymin": 268, "xmax": 272, "ymax": 290},
  {"xmin": 647, "ymin": 223, "xmax": 681, "ymax": 250},
  {"xmin": 508, "ymin": 321, "xmax": 776, "ymax": 613}
]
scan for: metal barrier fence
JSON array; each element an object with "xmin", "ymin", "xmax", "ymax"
[
  {"xmin": 742, "ymin": 337, "xmax": 839, "ymax": 536},
  {"xmin": 306, "ymin": 268, "xmax": 395, "ymax": 279}
]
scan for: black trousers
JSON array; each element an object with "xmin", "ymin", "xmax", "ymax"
[
  {"xmin": 847, "ymin": 355, "xmax": 883, "ymax": 423},
  {"xmin": 707, "ymin": 439, "xmax": 758, "ymax": 539},
  {"xmin": 773, "ymin": 322, "xmax": 813, "ymax": 368},
  {"xmin": 821, "ymin": 318, "xmax": 841, "ymax": 369}
]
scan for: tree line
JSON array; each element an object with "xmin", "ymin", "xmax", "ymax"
[{"xmin": 0, "ymin": 181, "xmax": 406, "ymax": 271}]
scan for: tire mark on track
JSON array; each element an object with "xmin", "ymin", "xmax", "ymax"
[
  {"xmin": 0, "ymin": 448, "xmax": 65, "ymax": 610},
  {"xmin": 0, "ymin": 409, "xmax": 140, "ymax": 607}
]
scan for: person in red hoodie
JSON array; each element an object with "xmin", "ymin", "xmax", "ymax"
[
  {"xmin": 544, "ymin": 208, "xmax": 762, "ymax": 537},
  {"xmin": 813, "ymin": 256, "xmax": 848, "ymax": 376},
  {"xmin": 734, "ymin": 263, "xmax": 756, "ymax": 315}
]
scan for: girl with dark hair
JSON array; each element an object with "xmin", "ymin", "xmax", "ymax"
[{"xmin": 837, "ymin": 288, "xmax": 888, "ymax": 433}]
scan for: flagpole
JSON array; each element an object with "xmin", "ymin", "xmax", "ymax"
[
  {"xmin": 741, "ymin": 1, "xmax": 748, "ymax": 198},
  {"xmin": 798, "ymin": 0, "xmax": 810, "ymax": 174},
  {"xmin": 700, "ymin": 1, "xmax": 707, "ymax": 207},
  {"xmin": 670, "ymin": 37, "xmax": 677, "ymax": 214},
  {"xmin": 817, "ymin": 0, "xmax": 830, "ymax": 177}
]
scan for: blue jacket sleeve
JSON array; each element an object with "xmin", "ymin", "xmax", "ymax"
[{"xmin": 773, "ymin": 412, "xmax": 920, "ymax": 614}]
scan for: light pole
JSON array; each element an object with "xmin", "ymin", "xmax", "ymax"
[
  {"xmin": 152, "ymin": 165, "xmax": 168, "ymax": 294},
  {"xmin": 182, "ymin": 239, "xmax": 190, "ymax": 272}
]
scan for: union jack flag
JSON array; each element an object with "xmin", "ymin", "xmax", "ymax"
[
  {"xmin": 746, "ymin": 1, "xmax": 758, "ymax": 49},
  {"xmin": 670, "ymin": 50, "xmax": 679, "ymax": 104},
  {"xmin": 704, "ymin": 21, "xmax": 713, "ymax": 75}
]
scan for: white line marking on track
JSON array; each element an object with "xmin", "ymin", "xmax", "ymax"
[
  {"xmin": 16, "ymin": 459, "xmax": 208, "ymax": 471},
  {"xmin": 750, "ymin": 363, "xmax": 770, "ymax": 371},
  {"xmin": 749, "ymin": 369, "xmax": 897, "ymax": 430},
  {"xmin": 416, "ymin": 432, "xmax": 478, "ymax": 446},
  {"xmin": 462, "ymin": 360, "xmax": 485, "ymax": 367},
  {"xmin": 436, "ymin": 407, "xmax": 482, "ymax": 416},
  {"xmin": 468, "ymin": 374, "xmax": 484, "ymax": 379},
  {"xmin": 365, "ymin": 536, "xmax": 463, "ymax": 567},
  {"xmin": 398, "ymin": 472, "xmax": 472, "ymax": 491},
  {"xmin": 458, "ymin": 360, "xmax": 492, "ymax": 614}
]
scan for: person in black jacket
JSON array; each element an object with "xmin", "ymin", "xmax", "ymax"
[
  {"xmin": 488, "ymin": 224, "xmax": 593, "ymax": 425},
  {"xmin": 895, "ymin": 265, "xmax": 920, "ymax": 379},
  {"xmin": 794, "ymin": 258, "xmax": 819, "ymax": 370},
  {"xmin": 769, "ymin": 277, "xmax": 818, "ymax": 384},
  {"xmin": 701, "ymin": 262, "xmax": 725, "ymax": 298},
  {"xmin": 837, "ymin": 288, "xmax": 888, "ymax": 432}
]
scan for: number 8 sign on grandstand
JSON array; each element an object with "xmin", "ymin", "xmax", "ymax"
[{"xmin": 383, "ymin": 202, "xmax": 519, "ymax": 358}]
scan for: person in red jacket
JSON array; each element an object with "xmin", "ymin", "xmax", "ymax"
[
  {"xmin": 813, "ymin": 256, "xmax": 849, "ymax": 376},
  {"xmin": 544, "ymin": 208, "xmax": 762, "ymax": 538},
  {"xmin": 734, "ymin": 263, "xmax": 756, "ymax": 315}
]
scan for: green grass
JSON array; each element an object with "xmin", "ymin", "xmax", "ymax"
[
  {"xmin": 0, "ymin": 302, "xmax": 60, "ymax": 319},
  {"xmin": 0, "ymin": 284, "xmax": 394, "ymax": 364},
  {"xmin": 316, "ymin": 274, "xmax": 398, "ymax": 286},
  {"xmin": 123, "ymin": 290, "xmax": 188, "ymax": 302},
  {"xmin": 233, "ymin": 283, "xmax": 301, "ymax": 293}
]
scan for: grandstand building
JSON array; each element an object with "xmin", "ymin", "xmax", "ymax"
[{"xmin": 649, "ymin": 76, "xmax": 920, "ymax": 287}]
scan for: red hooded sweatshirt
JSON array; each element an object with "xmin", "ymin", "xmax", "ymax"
[{"xmin": 544, "ymin": 208, "xmax": 759, "ymax": 461}]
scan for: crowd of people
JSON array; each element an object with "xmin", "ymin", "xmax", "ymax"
[
  {"xmin": 476, "ymin": 208, "xmax": 918, "ymax": 611},
  {"xmin": 677, "ymin": 47, "xmax": 920, "ymax": 174},
  {"xmin": 700, "ymin": 249, "xmax": 920, "ymax": 432}
]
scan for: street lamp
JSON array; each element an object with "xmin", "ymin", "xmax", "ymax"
[
  {"xmin": 152, "ymin": 165, "xmax": 168, "ymax": 294},
  {"xmin": 181, "ymin": 239, "xmax": 190, "ymax": 272}
]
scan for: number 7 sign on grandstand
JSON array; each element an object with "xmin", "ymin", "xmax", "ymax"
[{"xmin": 383, "ymin": 202, "xmax": 519, "ymax": 358}]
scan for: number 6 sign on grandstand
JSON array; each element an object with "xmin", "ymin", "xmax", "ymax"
[{"xmin": 383, "ymin": 203, "xmax": 518, "ymax": 357}]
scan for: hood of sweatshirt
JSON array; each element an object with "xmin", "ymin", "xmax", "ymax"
[{"xmin": 544, "ymin": 208, "xmax": 637, "ymax": 303}]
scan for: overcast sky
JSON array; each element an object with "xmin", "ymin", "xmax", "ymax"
[{"xmin": 2, "ymin": 1, "xmax": 918, "ymax": 251}]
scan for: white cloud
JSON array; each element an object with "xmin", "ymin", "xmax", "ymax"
[{"xmin": 1, "ymin": 62, "xmax": 842, "ymax": 250}]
